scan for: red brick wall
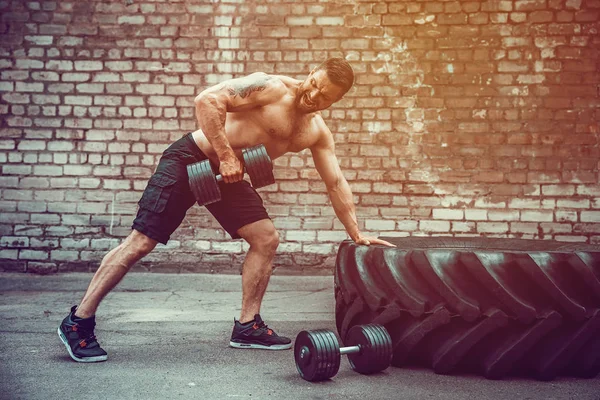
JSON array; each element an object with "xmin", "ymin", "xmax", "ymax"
[{"xmin": 1, "ymin": 0, "xmax": 599, "ymax": 274}]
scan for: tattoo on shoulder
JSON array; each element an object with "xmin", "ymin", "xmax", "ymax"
[{"xmin": 227, "ymin": 74, "xmax": 273, "ymax": 99}]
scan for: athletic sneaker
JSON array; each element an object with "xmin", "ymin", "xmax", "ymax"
[
  {"xmin": 229, "ymin": 314, "xmax": 292, "ymax": 350},
  {"xmin": 57, "ymin": 305, "xmax": 108, "ymax": 363}
]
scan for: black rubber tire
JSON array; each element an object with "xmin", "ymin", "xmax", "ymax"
[{"xmin": 334, "ymin": 237, "xmax": 600, "ymax": 380}]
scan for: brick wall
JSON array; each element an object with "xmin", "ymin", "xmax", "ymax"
[{"xmin": 1, "ymin": 0, "xmax": 599, "ymax": 274}]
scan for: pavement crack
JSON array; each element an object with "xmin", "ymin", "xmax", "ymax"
[
  {"xmin": 266, "ymin": 287, "xmax": 331, "ymax": 301},
  {"xmin": 164, "ymin": 291, "xmax": 182, "ymax": 303}
]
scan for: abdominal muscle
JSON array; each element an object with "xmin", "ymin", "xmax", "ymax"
[{"xmin": 190, "ymin": 127, "xmax": 290, "ymax": 167}]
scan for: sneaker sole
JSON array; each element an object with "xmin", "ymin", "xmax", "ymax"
[
  {"xmin": 57, "ymin": 327, "xmax": 108, "ymax": 363},
  {"xmin": 229, "ymin": 341, "xmax": 292, "ymax": 350}
]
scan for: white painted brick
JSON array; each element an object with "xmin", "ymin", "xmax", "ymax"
[
  {"xmin": 31, "ymin": 214, "xmax": 60, "ymax": 224},
  {"xmin": 0, "ymin": 249, "xmax": 19, "ymax": 259},
  {"xmin": 287, "ymin": 16, "xmax": 314, "ymax": 26},
  {"xmin": 50, "ymin": 250, "xmax": 79, "ymax": 261},
  {"xmin": 474, "ymin": 198, "xmax": 506, "ymax": 208},
  {"xmin": 286, "ymin": 230, "xmax": 317, "ymax": 241},
  {"xmin": 76, "ymin": 83, "xmax": 104, "ymax": 93},
  {"xmin": 46, "ymin": 60, "xmax": 73, "ymax": 71},
  {"xmin": 0, "ymin": 81, "xmax": 13, "ymax": 91},
  {"xmin": 49, "ymin": 178, "xmax": 78, "ymax": 189},
  {"xmin": 277, "ymin": 242, "xmax": 302, "ymax": 252},
  {"xmin": 581, "ymin": 211, "xmax": 600, "ymax": 223},
  {"xmin": 103, "ymin": 180, "xmax": 131, "ymax": 190},
  {"xmin": 3, "ymin": 165, "xmax": 32, "ymax": 175},
  {"xmin": 317, "ymin": 231, "xmax": 348, "ymax": 242},
  {"xmin": 509, "ymin": 198, "xmax": 541, "ymax": 209},
  {"xmin": 521, "ymin": 210, "xmax": 554, "ymax": 222},
  {"xmin": 94, "ymin": 95, "xmax": 122, "ymax": 106},
  {"xmin": 420, "ymin": 220, "xmax": 451, "ymax": 232},
  {"xmin": 20, "ymin": 177, "xmax": 50, "ymax": 188},
  {"xmin": 63, "ymin": 165, "xmax": 93, "ymax": 176},
  {"xmin": 46, "ymin": 226, "xmax": 74, "ymax": 236},
  {"xmin": 136, "ymin": 84, "xmax": 165, "ymax": 95},
  {"xmin": 153, "ymin": 120, "xmax": 179, "ymax": 130},
  {"xmin": 144, "ymin": 38, "xmax": 173, "ymax": 48},
  {"xmin": 211, "ymin": 241, "xmax": 243, "ymax": 253},
  {"xmin": 33, "ymin": 165, "xmax": 63, "ymax": 176},
  {"xmin": 17, "ymin": 59, "xmax": 44, "ymax": 69},
  {"xmin": 452, "ymin": 221, "xmax": 476, "ymax": 232},
  {"xmin": 19, "ymin": 250, "xmax": 48, "ymax": 260},
  {"xmin": 542, "ymin": 185, "xmax": 576, "ymax": 196},
  {"xmin": 24, "ymin": 35, "xmax": 53, "ymax": 45},
  {"xmin": 32, "ymin": 71, "xmax": 59, "ymax": 81},
  {"xmin": 0, "ymin": 201, "xmax": 17, "ymax": 212},
  {"xmin": 556, "ymin": 211, "xmax": 578, "ymax": 222},
  {"xmin": 118, "ymin": 15, "xmax": 145, "ymax": 24},
  {"xmin": 3, "ymin": 189, "xmax": 32, "ymax": 200},
  {"xmin": 303, "ymin": 243, "xmax": 334, "ymax": 255},
  {"xmin": 90, "ymin": 238, "xmax": 120, "ymax": 250},
  {"xmin": 188, "ymin": 240, "xmax": 210, "ymax": 251},
  {"xmin": 316, "ymin": 16, "xmax": 344, "ymax": 25},
  {"xmin": 577, "ymin": 185, "xmax": 600, "ymax": 196},
  {"xmin": 15, "ymin": 82, "xmax": 44, "ymax": 92},
  {"xmin": 148, "ymin": 96, "xmax": 175, "ymax": 106},
  {"xmin": 540, "ymin": 223, "xmax": 573, "ymax": 233},
  {"xmin": 365, "ymin": 220, "xmax": 396, "ymax": 230},
  {"xmin": 74, "ymin": 61, "xmax": 103, "ymax": 71},
  {"xmin": 510, "ymin": 223, "xmax": 539, "ymax": 234},
  {"xmin": 1, "ymin": 236, "xmax": 29, "ymax": 247},
  {"xmin": 465, "ymin": 209, "xmax": 488, "ymax": 221},
  {"xmin": 77, "ymin": 202, "xmax": 108, "ymax": 214},
  {"xmin": 17, "ymin": 140, "xmax": 45, "ymax": 150},
  {"xmin": 432, "ymin": 209, "xmax": 464, "ymax": 220},
  {"xmin": 478, "ymin": 222, "xmax": 509, "ymax": 233},
  {"xmin": 557, "ymin": 199, "xmax": 590, "ymax": 209},
  {"xmin": 488, "ymin": 210, "xmax": 520, "ymax": 221},
  {"xmin": 62, "ymin": 214, "xmax": 91, "ymax": 226},
  {"xmin": 155, "ymin": 241, "xmax": 181, "ymax": 251}
]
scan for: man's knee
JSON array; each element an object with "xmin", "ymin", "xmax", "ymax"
[
  {"xmin": 122, "ymin": 230, "xmax": 159, "ymax": 259},
  {"xmin": 240, "ymin": 221, "xmax": 280, "ymax": 255},
  {"xmin": 261, "ymin": 228, "xmax": 280, "ymax": 253}
]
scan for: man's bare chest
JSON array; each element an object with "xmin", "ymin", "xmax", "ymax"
[
  {"xmin": 228, "ymin": 106, "xmax": 316, "ymax": 146},
  {"xmin": 236, "ymin": 106, "xmax": 297, "ymax": 136}
]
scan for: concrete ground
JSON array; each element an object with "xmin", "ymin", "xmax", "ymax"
[{"xmin": 0, "ymin": 272, "xmax": 598, "ymax": 400}]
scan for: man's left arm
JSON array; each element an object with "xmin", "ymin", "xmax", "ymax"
[{"xmin": 310, "ymin": 129, "xmax": 395, "ymax": 247}]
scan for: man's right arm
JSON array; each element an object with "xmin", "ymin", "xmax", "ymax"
[{"xmin": 194, "ymin": 72, "xmax": 283, "ymax": 183}]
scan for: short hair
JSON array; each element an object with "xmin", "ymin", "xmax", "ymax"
[{"xmin": 315, "ymin": 57, "xmax": 354, "ymax": 96}]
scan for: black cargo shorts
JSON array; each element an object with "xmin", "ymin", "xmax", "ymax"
[{"xmin": 131, "ymin": 133, "xmax": 270, "ymax": 244}]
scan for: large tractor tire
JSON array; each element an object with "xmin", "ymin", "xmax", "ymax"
[{"xmin": 334, "ymin": 237, "xmax": 600, "ymax": 380}]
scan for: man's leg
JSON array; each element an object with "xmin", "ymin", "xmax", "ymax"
[
  {"xmin": 228, "ymin": 219, "xmax": 291, "ymax": 350},
  {"xmin": 75, "ymin": 229, "xmax": 158, "ymax": 318},
  {"xmin": 236, "ymin": 219, "xmax": 280, "ymax": 323},
  {"xmin": 58, "ymin": 229, "xmax": 158, "ymax": 362}
]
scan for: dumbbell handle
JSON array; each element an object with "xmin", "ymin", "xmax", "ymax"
[
  {"xmin": 339, "ymin": 345, "xmax": 361, "ymax": 355},
  {"xmin": 215, "ymin": 168, "xmax": 247, "ymax": 183}
]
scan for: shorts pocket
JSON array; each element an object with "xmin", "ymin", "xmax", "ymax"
[{"xmin": 138, "ymin": 173, "xmax": 178, "ymax": 213}]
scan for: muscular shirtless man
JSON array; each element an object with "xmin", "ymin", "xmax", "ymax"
[{"xmin": 57, "ymin": 58, "xmax": 394, "ymax": 362}]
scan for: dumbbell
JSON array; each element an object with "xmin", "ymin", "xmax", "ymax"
[
  {"xmin": 294, "ymin": 324, "xmax": 393, "ymax": 382},
  {"xmin": 187, "ymin": 144, "xmax": 275, "ymax": 206}
]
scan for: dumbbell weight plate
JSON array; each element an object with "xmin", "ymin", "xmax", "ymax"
[
  {"xmin": 187, "ymin": 159, "xmax": 221, "ymax": 206},
  {"xmin": 187, "ymin": 162, "xmax": 204, "ymax": 203},
  {"xmin": 243, "ymin": 144, "xmax": 274, "ymax": 188},
  {"xmin": 255, "ymin": 144, "xmax": 275, "ymax": 187},
  {"xmin": 294, "ymin": 329, "xmax": 341, "ymax": 382},
  {"xmin": 345, "ymin": 324, "xmax": 393, "ymax": 375}
]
